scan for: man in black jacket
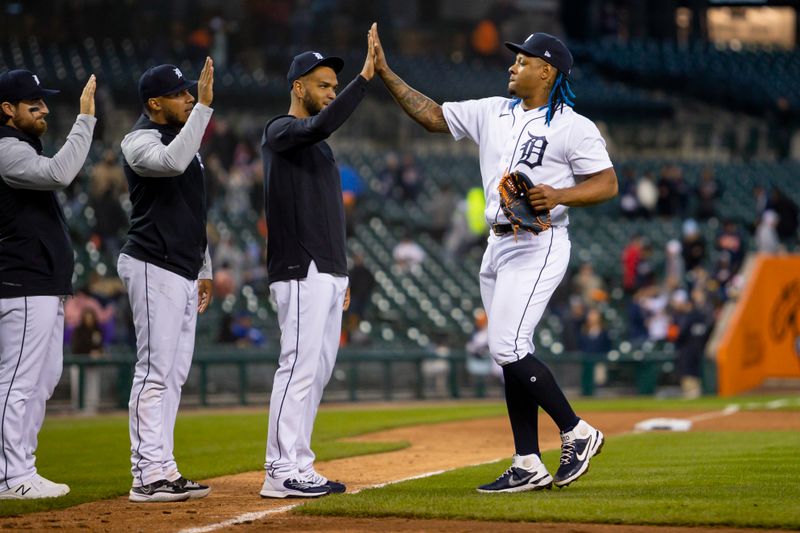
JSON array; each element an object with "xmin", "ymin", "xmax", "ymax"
[
  {"xmin": 259, "ymin": 25, "xmax": 375, "ymax": 499},
  {"xmin": 0, "ymin": 70, "xmax": 96, "ymax": 499},
  {"xmin": 117, "ymin": 58, "xmax": 215, "ymax": 503}
]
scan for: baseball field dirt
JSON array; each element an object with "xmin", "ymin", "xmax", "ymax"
[{"xmin": 1, "ymin": 409, "xmax": 796, "ymax": 532}]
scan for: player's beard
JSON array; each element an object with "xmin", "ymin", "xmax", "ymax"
[
  {"xmin": 163, "ymin": 106, "xmax": 189, "ymax": 128},
  {"xmin": 302, "ymin": 92, "xmax": 323, "ymax": 116},
  {"xmin": 15, "ymin": 116, "xmax": 47, "ymax": 138}
]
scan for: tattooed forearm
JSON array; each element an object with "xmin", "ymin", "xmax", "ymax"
[{"xmin": 382, "ymin": 69, "xmax": 449, "ymax": 133}]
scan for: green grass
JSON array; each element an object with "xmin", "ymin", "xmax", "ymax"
[
  {"xmin": 0, "ymin": 402, "xmax": 505, "ymax": 516},
  {"xmin": 299, "ymin": 430, "xmax": 800, "ymax": 529},
  {"xmin": 1, "ymin": 394, "xmax": 796, "ymax": 519}
]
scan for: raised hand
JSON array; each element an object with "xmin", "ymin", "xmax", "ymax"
[
  {"xmin": 370, "ymin": 23, "xmax": 389, "ymax": 76},
  {"xmin": 79, "ymin": 74, "xmax": 96, "ymax": 116},
  {"xmin": 197, "ymin": 56, "xmax": 214, "ymax": 106},
  {"xmin": 360, "ymin": 23, "xmax": 376, "ymax": 81}
]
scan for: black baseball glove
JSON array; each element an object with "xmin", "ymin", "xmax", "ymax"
[{"xmin": 498, "ymin": 170, "xmax": 552, "ymax": 236}]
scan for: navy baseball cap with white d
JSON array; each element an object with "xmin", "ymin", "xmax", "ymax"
[
  {"xmin": 0, "ymin": 69, "xmax": 60, "ymax": 103},
  {"xmin": 287, "ymin": 51, "xmax": 344, "ymax": 90},
  {"xmin": 505, "ymin": 33, "xmax": 573, "ymax": 76},
  {"xmin": 138, "ymin": 64, "xmax": 198, "ymax": 103}
]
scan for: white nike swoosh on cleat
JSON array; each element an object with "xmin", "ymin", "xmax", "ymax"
[{"xmin": 575, "ymin": 435, "xmax": 594, "ymax": 461}]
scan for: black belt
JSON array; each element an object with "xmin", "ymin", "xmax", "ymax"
[
  {"xmin": 491, "ymin": 224, "xmax": 516, "ymax": 236},
  {"xmin": 492, "ymin": 223, "xmax": 558, "ymax": 236}
]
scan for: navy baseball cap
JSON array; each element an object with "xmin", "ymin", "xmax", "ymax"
[
  {"xmin": 0, "ymin": 69, "xmax": 60, "ymax": 102},
  {"xmin": 505, "ymin": 33, "xmax": 573, "ymax": 76},
  {"xmin": 138, "ymin": 64, "xmax": 197, "ymax": 103},
  {"xmin": 287, "ymin": 51, "xmax": 344, "ymax": 90}
]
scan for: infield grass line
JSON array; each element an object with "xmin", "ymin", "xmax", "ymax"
[{"xmin": 176, "ymin": 461, "xmax": 505, "ymax": 533}]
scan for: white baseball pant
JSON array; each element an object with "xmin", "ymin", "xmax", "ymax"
[
  {"xmin": 117, "ymin": 253, "xmax": 197, "ymax": 487},
  {"xmin": 265, "ymin": 261, "xmax": 347, "ymax": 480},
  {"xmin": 0, "ymin": 296, "xmax": 63, "ymax": 488},
  {"xmin": 480, "ymin": 227, "xmax": 571, "ymax": 366}
]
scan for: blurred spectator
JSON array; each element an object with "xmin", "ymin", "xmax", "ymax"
[
  {"xmin": 681, "ymin": 219, "xmax": 706, "ymax": 271},
  {"xmin": 231, "ymin": 313, "xmax": 266, "ymax": 347},
  {"xmin": 635, "ymin": 242, "xmax": 656, "ymax": 289},
  {"xmin": 214, "ymin": 233, "xmax": 245, "ymax": 289},
  {"xmin": 752, "ymin": 185, "xmax": 769, "ymax": 216},
  {"xmin": 213, "ymin": 262, "xmax": 237, "ymax": 298},
  {"xmin": 621, "ymin": 234, "xmax": 643, "ymax": 293},
  {"xmin": 465, "ymin": 308, "xmax": 502, "ymax": 388},
  {"xmin": 562, "ymin": 296, "xmax": 587, "ymax": 352},
  {"xmin": 204, "ymin": 118, "xmax": 238, "ymax": 170},
  {"xmin": 64, "ymin": 286, "xmax": 115, "ymax": 345},
  {"xmin": 89, "ymin": 149, "xmax": 128, "ymax": 257},
  {"xmin": 398, "ymin": 153, "xmax": 422, "ymax": 202},
  {"xmin": 378, "ymin": 151, "xmax": 401, "ymax": 199},
  {"xmin": 443, "ymin": 187, "xmax": 485, "ymax": 261},
  {"xmin": 626, "ymin": 287, "xmax": 650, "ymax": 343},
  {"xmin": 344, "ymin": 253, "xmax": 376, "ymax": 345},
  {"xmin": 578, "ymin": 308, "xmax": 611, "ymax": 355},
  {"xmin": 618, "ymin": 167, "xmax": 641, "ymax": 218},
  {"xmin": 715, "ymin": 219, "xmax": 746, "ymax": 273},
  {"xmin": 71, "ymin": 308, "xmax": 105, "ymax": 357},
  {"xmin": 674, "ymin": 288, "xmax": 713, "ymax": 399},
  {"xmin": 755, "ymin": 210, "xmax": 781, "ymax": 254},
  {"xmin": 70, "ymin": 308, "xmax": 105, "ymax": 414},
  {"xmin": 424, "ymin": 184, "xmax": 460, "ymax": 243},
  {"xmin": 572, "ymin": 263, "xmax": 607, "ymax": 304},
  {"xmin": 695, "ymin": 167, "xmax": 721, "ymax": 220},
  {"xmin": 640, "ymin": 284, "xmax": 670, "ymax": 342},
  {"xmin": 656, "ymin": 166, "xmax": 679, "ymax": 217},
  {"xmin": 216, "ymin": 312, "xmax": 238, "ymax": 344},
  {"xmin": 393, "ymin": 234, "xmax": 426, "ymax": 273},
  {"xmin": 664, "ymin": 239, "xmax": 685, "ymax": 288},
  {"xmin": 768, "ymin": 188, "xmax": 799, "ymax": 243},
  {"xmin": 340, "ymin": 163, "xmax": 365, "ymax": 235},
  {"xmin": 635, "ymin": 172, "xmax": 658, "ymax": 217}
]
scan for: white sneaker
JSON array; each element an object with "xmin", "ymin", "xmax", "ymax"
[
  {"xmin": 0, "ymin": 474, "xmax": 70, "ymax": 500},
  {"xmin": 259, "ymin": 474, "xmax": 330, "ymax": 499}
]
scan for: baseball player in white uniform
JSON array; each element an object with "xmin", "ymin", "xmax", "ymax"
[
  {"xmin": 0, "ymin": 70, "xmax": 96, "ymax": 499},
  {"xmin": 371, "ymin": 27, "xmax": 618, "ymax": 492},
  {"xmin": 118, "ymin": 58, "xmax": 214, "ymax": 503}
]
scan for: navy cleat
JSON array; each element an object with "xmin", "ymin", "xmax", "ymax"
[
  {"xmin": 129, "ymin": 479, "xmax": 190, "ymax": 503},
  {"xmin": 304, "ymin": 471, "xmax": 346, "ymax": 494},
  {"xmin": 477, "ymin": 454, "xmax": 553, "ymax": 493},
  {"xmin": 260, "ymin": 475, "xmax": 330, "ymax": 498},
  {"xmin": 171, "ymin": 476, "xmax": 211, "ymax": 499},
  {"xmin": 553, "ymin": 419, "xmax": 604, "ymax": 487}
]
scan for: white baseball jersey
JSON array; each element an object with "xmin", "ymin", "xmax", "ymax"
[
  {"xmin": 442, "ymin": 98, "xmax": 612, "ymax": 365},
  {"xmin": 442, "ymin": 97, "xmax": 612, "ymax": 227}
]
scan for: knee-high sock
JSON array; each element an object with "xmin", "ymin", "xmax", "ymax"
[
  {"xmin": 502, "ymin": 364, "xmax": 539, "ymax": 456},
  {"xmin": 504, "ymin": 354, "xmax": 578, "ymax": 432}
]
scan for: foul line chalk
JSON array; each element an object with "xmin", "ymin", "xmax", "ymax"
[{"xmin": 177, "ymin": 457, "xmax": 505, "ymax": 533}]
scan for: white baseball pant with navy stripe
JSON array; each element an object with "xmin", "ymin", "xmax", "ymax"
[
  {"xmin": 0, "ymin": 296, "xmax": 64, "ymax": 489},
  {"xmin": 480, "ymin": 227, "xmax": 571, "ymax": 366},
  {"xmin": 117, "ymin": 253, "xmax": 197, "ymax": 487},
  {"xmin": 265, "ymin": 261, "xmax": 347, "ymax": 480}
]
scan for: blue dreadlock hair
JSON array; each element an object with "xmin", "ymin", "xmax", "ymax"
[{"xmin": 545, "ymin": 72, "xmax": 575, "ymax": 126}]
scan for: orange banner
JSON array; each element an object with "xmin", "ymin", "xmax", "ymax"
[{"xmin": 716, "ymin": 255, "xmax": 800, "ymax": 396}]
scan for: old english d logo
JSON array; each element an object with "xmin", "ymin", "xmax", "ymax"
[{"xmin": 516, "ymin": 133, "xmax": 548, "ymax": 170}]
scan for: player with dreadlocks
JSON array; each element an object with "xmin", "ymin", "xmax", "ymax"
[{"xmin": 370, "ymin": 26, "xmax": 618, "ymax": 493}]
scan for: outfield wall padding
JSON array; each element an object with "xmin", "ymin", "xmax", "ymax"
[{"xmin": 716, "ymin": 255, "xmax": 800, "ymax": 396}]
